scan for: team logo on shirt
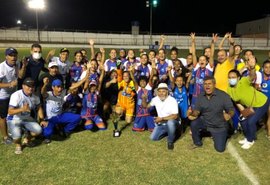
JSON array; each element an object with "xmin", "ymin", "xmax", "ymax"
[{"xmin": 262, "ymin": 83, "xmax": 268, "ymax": 88}]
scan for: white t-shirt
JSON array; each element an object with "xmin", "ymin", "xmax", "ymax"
[
  {"xmin": 45, "ymin": 91, "xmax": 66, "ymax": 119},
  {"xmin": 51, "ymin": 57, "xmax": 72, "ymax": 76},
  {"xmin": 194, "ymin": 63, "xmax": 214, "ymax": 72},
  {"xmin": 150, "ymin": 95, "xmax": 178, "ymax": 117},
  {"xmin": 0, "ymin": 61, "xmax": 18, "ymax": 99},
  {"xmin": 7, "ymin": 90, "xmax": 40, "ymax": 121}
]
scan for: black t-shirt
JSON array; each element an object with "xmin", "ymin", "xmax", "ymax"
[{"xmin": 101, "ymin": 76, "xmax": 118, "ymax": 105}]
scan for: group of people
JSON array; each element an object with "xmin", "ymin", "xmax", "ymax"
[{"xmin": 1, "ymin": 33, "xmax": 270, "ymax": 154}]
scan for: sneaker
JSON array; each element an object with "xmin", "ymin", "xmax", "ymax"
[
  {"xmin": 43, "ymin": 138, "xmax": 51, "ymax": 144},
  {"xmin": 15, "ymin": 146, "xmax": 22, "ymax": 155},
  {"xmin": 2, "ymin": 137, "xmax": 13, "ymax": 145},
  {"xmin": 238, "ymin": 138, "xmax": 247, "ymax": 145},
  {"xmin": 241, "ymin": 141, "xmax": 254, "ymax": 149},
  {"xmin": 167, "ymin": 142, "xmax": 174, "ymax": 150}
]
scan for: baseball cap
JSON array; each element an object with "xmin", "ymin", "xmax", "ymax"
[
  {"xmin": 5, "ymin": 47, "xmax": 18, "ymax": 56},
  {"xmin": 23, "ymin": 77, "xmax": 35, "ymax": 87},
  {"xmin": 60, "ymin": 48, "xmax": 70, "ymax": 54},
  {"xmin": 48, "ymin": 61, "xmax": 58, "ymax": 68},
  {"xmin": 89, "ymin": 80, "xmax": 97, "ymax": 86},
  {"xmin": 52, "ymin": 79, "xmax": 62, "ymax": 87},
  {"xmin": 157, "ymin": 83, "xmax": 169, "ymax": 90}
]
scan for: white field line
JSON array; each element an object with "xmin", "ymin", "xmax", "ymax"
[{"xmin": 227, "ymin": 142, "xmax": 260, "ymax": 185}]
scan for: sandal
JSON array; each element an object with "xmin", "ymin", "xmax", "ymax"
[{"xmin": 15, "ymin": 146, "xmax": 22, "ymax": 155}]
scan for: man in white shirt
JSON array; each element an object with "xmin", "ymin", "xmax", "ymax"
[
  {"xmin": 142, "ymin": 83, "xmax": 179, "ymax": 150},
  {"xmin": 7, "ymin": 78, "xmax": 44, "ymax": 154},
  {"xmin": 0, "ymin": 47, "xmax": 19, "ymax": 144}
]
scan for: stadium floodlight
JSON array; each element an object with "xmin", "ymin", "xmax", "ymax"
[
  {"xmin": 28, "ymin": 0, "xmax": 45, "ymax": 42},
  {"xmin": 146, "ymin": 0, "xmax": 159, "ymax": 45}
]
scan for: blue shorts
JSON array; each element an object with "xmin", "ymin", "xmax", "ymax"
[
  {"xmin": 132, "ymin": 116, "xmax": 155, "ymax": 132},
  {"xmin": 84, "ymin": 115, "xmax": 106, "ymax": 130}
]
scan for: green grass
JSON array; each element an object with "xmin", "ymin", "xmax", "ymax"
[
  {"xmin": 0, "ymin": 47, "xmax": 270, "ymax": 184},
  {"xmin": 1, "ymin": 120, "xmax": 270, "ymax": 185}
]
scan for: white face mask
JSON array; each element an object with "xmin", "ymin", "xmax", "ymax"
[
  {"xmin": 229, "ymin": 78, "xmax": 238, "ymax": 86},
  {"xmin": 32, "ymin": 52, "xmax": 42, "ymax": 60}
]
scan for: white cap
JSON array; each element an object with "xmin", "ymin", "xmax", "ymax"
[
  {"xmin": 48, "ymin": 61, "xmax": 58, "ymax": 68},
  {"xmin": 157, "ymin": 83, "xmax": 169, "ymax": 90}
]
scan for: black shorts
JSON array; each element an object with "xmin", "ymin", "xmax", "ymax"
[{"xmin": 0, "ymin": 99, "xmax": 10, "ymax": 118}]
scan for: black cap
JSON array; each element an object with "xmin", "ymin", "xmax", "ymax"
[
  {"xmin": 23, "ymin": 77, "xmax": 35, "ymax": 87},
  {"xmin": 60, "ymin": 48, "xmax": 69, "ymax": 54}
]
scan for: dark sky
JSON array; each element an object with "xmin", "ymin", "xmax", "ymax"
[{"xmin": 0, "ymin": 0, "xmax": 270, "ymax": 35}]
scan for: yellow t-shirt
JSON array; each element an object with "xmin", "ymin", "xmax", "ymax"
[{"xmin": 214, "ymin": 59, "xmax": 234, "ymax": 92}]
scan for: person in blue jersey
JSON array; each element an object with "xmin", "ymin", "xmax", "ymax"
[
  {"xmin": 171, "ymin": 76, "xmax": 189, "ymax": 132},
  {"xmin": 41, "ymin": 79, "xmax": 81, "ymax": 144},
  {"xmin": 260, "ymin": 60, "xmax": 270, "ymax": 139},
  {"xmin": 69, "ymin": 51, "xmax": 83, "ymax": 83},
  {"xmin": 81, "ymin": 80, "xmax": 106, "ymax": 131},
  {"xmin": 7, "ymin": 78, "xmax": 44, "ymax": 154},
  {"xmin": 131, "ymin": 73, "xmax": 155, "ymax": 132},
  {"xmin": 156, "ymin": 49, "xmax": 173, "ymax": 84}
]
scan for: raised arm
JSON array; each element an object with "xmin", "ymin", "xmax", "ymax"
[
  {"xmin": 45, "ymin": 49, "xmax": 56, "ymax": 63},
  {"xmin": 158, "ymin": 35, "xmax": 166, "ymax": 50},
  {"xmin": 209, "ymin": 33, "xmax": 218, "ymax": 68},
  {"xmin": 18, "ymin": 57, "xmax": 28, "ymax": 79},
  {"xmin": 41, "ymin": 77, "xmax": 49, "ymax": 99},
  {"xmin": 128, "ymin": 65, "xmax": 138, "ymax": 91},
  {"xmin": 218, "ymin": 33, "xmax": 230, "ymax": 50},
  {"xmin": 167, "ymin": 65, "xmax": 174, "ymax": 90},
  {"xmin": 100, "ymin": 48, "xmax": 105, "ymax": 64},
  {"xmin": 190, "ymin": 32, "xmax": 197, "ymax": 67},
  {"xmin": 89, "ymin": 39, "xmax": 95, "ymax": 60}
]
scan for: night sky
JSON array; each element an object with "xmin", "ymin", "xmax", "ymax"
[{"xmin": 0, "ymin": 0, "xmax": 270, "ymax": 35}]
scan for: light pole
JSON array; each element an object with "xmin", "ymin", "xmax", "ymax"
[
  {"xmin": 146, "ymin": 0, "xmax": 158, "ymax": 45},
  {"xmin": 28, "ymin": 0, "xmax": 45, "ymax": 43}
]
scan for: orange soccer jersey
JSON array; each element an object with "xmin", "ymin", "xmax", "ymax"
[{"xmin": 116, "ymin": 80, "xmax": 136, "ymax": 116}]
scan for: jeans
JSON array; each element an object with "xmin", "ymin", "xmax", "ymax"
[
  {"xmin": 150, "ymin": 119, "xmax": 177, "ymax": 143},
  {"xmin": 241, "ymin": 99, "xmax": 269, "ymax": 142},
  {"xmin": 190, "ymin": 117, "xmax": 228, "ymax": 152},
  {"xmin": 43, "ymin": 112, "xmax": 81, "ymax": 138},
  {"xmin": 7, "ymin": 119, "xmax": 42, "ymax": 140}
]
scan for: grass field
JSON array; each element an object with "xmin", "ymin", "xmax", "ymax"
[
  {"xmin": 0, "ymin": 120, "xmax": 270, "ymax": 185},
  {"xmin": 0, "ymin": 47, "xmax": 270, "ymax": 184}
]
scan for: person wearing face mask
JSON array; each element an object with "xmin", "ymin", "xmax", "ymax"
[
  {"xmin": 227, "ymin": 56, "xmax": 269, "ymax": 149},
  {"xmin": 18, "ymin": 43, "xmax": 48, "ymax": 91}
]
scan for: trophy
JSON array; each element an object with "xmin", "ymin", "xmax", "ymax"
[{"xmin": 113, "ymin": 120, "xmax": 121, "ymax": 137}]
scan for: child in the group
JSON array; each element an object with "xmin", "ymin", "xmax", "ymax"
[
  {"xmin": 132, "ymin": 76, "xmax": 155, "ymax": 132},
  {"xmin": 63, "ymin": 85, "xmax": 83, "ymax": 114},
  {"xmin": 81, "ymin": 80, "xmax": 106, "ymax": 131},
  {"xmin": 171, "ymin": 76, "xmax": 189, "ymax": 130}
]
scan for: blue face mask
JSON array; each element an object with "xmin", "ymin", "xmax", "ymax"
[{"xmin": 229, "ymin": 78, "xmax": 238, "ymax": 86}]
